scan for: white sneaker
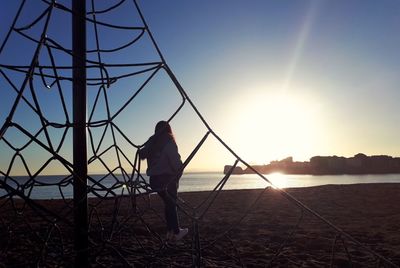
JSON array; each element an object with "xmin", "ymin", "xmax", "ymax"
[{"xmin": 173, "ymin": 228, "xmax": 188, "ymax": 241}]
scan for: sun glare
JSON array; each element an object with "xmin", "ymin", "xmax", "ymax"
[
  {"xmin": 268, "ymin": 172, "xmax": 288, "ymax": 189},
  {"xmin": 228, "ymin": 90, "xmax": 321, "ymax": 164}
]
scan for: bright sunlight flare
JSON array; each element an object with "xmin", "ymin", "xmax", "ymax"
[
  {"xmin": 227, "ymin": 89, "xmax": 323, "ymax": 165},
  {"xmin": 268, "ymin": 172, "xmax": 289, "ymax": 189}
]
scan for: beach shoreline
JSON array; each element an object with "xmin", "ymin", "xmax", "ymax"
[{"xmin": 1, "ymin": 183, "xmax": 399, "ymax": 267}]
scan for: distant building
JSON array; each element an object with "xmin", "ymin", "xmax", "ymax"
[{"xmin": 226, "ymin": 153, "xmax": 400, "ymax": 175}]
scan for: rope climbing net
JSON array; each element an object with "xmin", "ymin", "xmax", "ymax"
[{"xmin": 0, "ymin": 0, "xmax": 399, "ymax": 267}]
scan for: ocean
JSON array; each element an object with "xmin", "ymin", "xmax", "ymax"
[{"xmin": 2, "ymin": 172, "xmax": 400, "ymax": 200}]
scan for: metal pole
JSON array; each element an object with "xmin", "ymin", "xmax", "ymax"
[{"xmin": 72, "ymin": 0, "xmax": 88, "ymax": 266}]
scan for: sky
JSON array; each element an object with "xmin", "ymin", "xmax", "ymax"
[{"xmin": 1, "ymin": 0, "xmax": 400, "ymax": 175}]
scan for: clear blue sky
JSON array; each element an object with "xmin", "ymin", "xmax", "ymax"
[{"xmin": 1, "ymin": 0, "xmax": 400, "ymax": 175}]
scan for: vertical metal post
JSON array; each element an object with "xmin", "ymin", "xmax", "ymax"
[{"xmin": 72, "ymin": 0, "xmax": 88, "ymax": 266}]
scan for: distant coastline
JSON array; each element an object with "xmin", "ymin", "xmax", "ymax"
[{"xmin": 224, "ymin": 153, "xmax": 400, "ymax": 175}]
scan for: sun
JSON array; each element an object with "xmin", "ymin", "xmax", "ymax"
[{"xmin": 226, "ymin": 90, "xmax": 322, "ymax": 164}]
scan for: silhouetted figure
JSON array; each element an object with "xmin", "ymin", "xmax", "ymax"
[{"xmin": 139, "ymin": 121, "xmax": 188, "ymax": 242}]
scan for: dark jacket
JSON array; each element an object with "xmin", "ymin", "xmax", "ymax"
[{"xmin": 139, "ymin": 134, "xmax": 182, "ymax": 176}]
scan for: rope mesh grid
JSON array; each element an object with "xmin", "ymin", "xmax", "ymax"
[{"xmin": 0, "ymin": 0, "xmax": 399, "ymax": 267}]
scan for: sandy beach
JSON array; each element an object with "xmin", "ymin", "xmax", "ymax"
[{"xmin": 1, "ymin": 183, "xmax": 399, "ymax": 267}]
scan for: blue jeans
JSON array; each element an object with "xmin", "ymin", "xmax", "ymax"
[{"xmin": 150, "ymin": 175, "xmax": 180, "ymax": 234}]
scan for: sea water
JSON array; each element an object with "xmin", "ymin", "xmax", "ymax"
[{"xmin": 1, "ymin": 173, "xmax": 400, "ymax": 200}]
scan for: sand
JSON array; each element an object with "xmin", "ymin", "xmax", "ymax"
[{"xmin": 1, "ymin": 183, "xmax": 399, "ymax": 267}]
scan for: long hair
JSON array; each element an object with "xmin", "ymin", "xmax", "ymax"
[
  {"xmin": 147, "ymin": 121, "xmax": 175, "ymax": 158},
  {"xmin": 154, "ymin": 120, "xmax": 174, "ymax": 141}
]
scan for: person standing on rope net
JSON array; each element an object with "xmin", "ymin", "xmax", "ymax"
[{"xmin": 139, "ymin": 120, "xmax": 189, "ymax": 242}]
